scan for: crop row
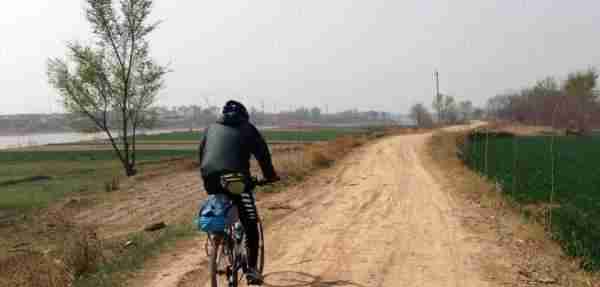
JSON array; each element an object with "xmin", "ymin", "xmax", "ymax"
[{"xmin": 462, "ymin": 133, "xmax": 600, "ymax": 270}]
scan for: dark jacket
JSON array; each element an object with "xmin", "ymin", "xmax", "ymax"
[{"xmin": 199, "ymin": 115, "xmax": 277, "ymax": 193}]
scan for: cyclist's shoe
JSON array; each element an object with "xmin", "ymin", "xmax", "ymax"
[{"xmin": 246, "ymin": 269, "xmax": 263, "ymax": 285}]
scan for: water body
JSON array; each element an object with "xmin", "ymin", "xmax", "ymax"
[
  {"xmin": 0, "ymin": 129, "xmax": 193, "ymax": 150},
  {"xmin": 0, "ymin": 132, "xmax": 105, "ymax": 150}
]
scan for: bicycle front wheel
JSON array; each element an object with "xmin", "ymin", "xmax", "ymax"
[
  {"xmin": 209, "ymin": 234, "xmax": 236, "ymax": 287},
  {"xmin": 257, "ymin": 220, "xmax": 265, "ymax": 275}
]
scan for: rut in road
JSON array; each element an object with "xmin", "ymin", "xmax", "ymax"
[{"xmin": 142, "ymin": 133, "xmax": 500, "ymax": 287}]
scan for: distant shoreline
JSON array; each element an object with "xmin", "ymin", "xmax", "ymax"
[
  {"xmin": 0, "ymin": 128, "xmax": 203, "ymax": 150},
  {"xmin": 0, "ymin": 127, "xmax": 201, "ymax": 137},
  {"xmin": 0, "ymin": 130, "xmax": 73, "ymax": 137}
]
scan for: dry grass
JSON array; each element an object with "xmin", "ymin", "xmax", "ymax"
[
  {"xmin": 104, "ymin": 176, "xmax": 120, "ymax": 192},
  {"xmin": 307, "ymin": 147, "xmax": 334, "ymax": 167},
  {"xmin": 268, "ymin": 128, "xmax": 429, "ymax": 183},
  {"xmin": 0, "ymin": 252, "xmax": 72, "ymax": 287},
  {"xmin": 0, "ymin": 210, "xmax": 105, "ymax": 287},
  {"xmin": 428, "ymin": 131, "xmax": 511, "ymax": 220},
  {"xmin": 0, "ymin": 211, "xmax": 191, "ymax": 287},
  {"xmin": 427, "ymin": 131, "xmax": 599, "ymax": 286},
  {"xmin": 61, "ymin": 225, "xmax": 103, "ymax": 278},
  {"xmin": 389, "ymin": 126, "xmax": 432, "ymax": 135},
  {"xmin": 306, "ymin": 136, "xmax": 366, "ymax": 168},
  {"xmin": 482, "ymin": 121, "xmax": 561, "ymax": 136},
  {"xmin": 273, "ymin": 135, "xmax": 368, "ymax": 179}
]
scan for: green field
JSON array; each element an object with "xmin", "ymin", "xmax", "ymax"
[
  {"xmin": 462, "ymin": 133, "xmax": 600, "ymax": 270},
  {"xmin": 0, "ymin": 126, "xmax": 371, "ymax": 214},
  {"xmin": 137, "ymin": 128, "xmax": 365, "ymax": 142},
  {"xmin": 0, "ymin": 149, "xmax": 195, "ymax": 162},
  {"xmin": 0, "ymin": 127, "xmax": 363, "ymax": 213},
  {"xmin": 0, "ymin": 150, "xmax": 196, "ymax": 211}
]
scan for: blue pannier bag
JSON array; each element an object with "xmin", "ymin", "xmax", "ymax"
[{"xmin": 195, "ymin": 194, "xmax": 235, "ymax": 233}]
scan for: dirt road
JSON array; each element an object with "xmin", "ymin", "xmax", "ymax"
[{"xmin": 137, "ymin": 133, "xmax": 501, "ymax": 287}]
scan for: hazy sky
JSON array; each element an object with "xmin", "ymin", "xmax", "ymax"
[{"xmin": 1, "ymin": 0, "xmax": 599, "ymax": 115}]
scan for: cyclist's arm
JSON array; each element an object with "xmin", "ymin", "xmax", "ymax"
[
  {"xmin": 198, "ymin": 128, "xmax": 207, "ymax": 164},
  {"xmin": 246, "ymin": 124, "xmax": 278, "ymax": 181}
]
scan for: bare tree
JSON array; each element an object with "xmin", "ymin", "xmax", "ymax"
[
  {"xmin": 458, "ymin": 100, "xmax": 473, "ymax": 123},
  {"xmin": 432, "ymin": 95, "xmax": 444, "ymax": 123},
  {"xmin": 310, "ymin": 107, "xmax": 322, "ymax": 121},
  {"xmin": 563, "ymin": 69, "xmax": 598, "ymax": 132},
  {"xmin": 410, "ymin": 103, "xmax": 434, "ymax": 128},
  {"xmin": 441, "ymin": 95, "xmax": 459, "ymax": 124},
  {"xmin": 47, "ymin": 0, "xmax": 167, "ymax": 176},
  {"xmin": 564, "ymin": 69, "xmax": 598, "ymax": 99},
  {"xmin": 472, "ymin": 107, "xmax": 485, "ymax": 120},
  {"xmin": 483, "ymin": 69, "xmax": 600, "ymax": 130}
]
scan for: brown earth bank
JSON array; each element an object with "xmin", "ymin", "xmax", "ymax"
[
  {"xmin": 125, "ymin": 127, "xmax": 597, "ymax": 287},
  {"xmin": 0, "ymin": 133, "xmax": 370, "ymax": 286}
]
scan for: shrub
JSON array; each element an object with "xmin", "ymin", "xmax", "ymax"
[
  {"xmin": 111, "ymin": 177, "xmax": 120, "ymax": 191},
  {"xmin": 104, "ymin": 177, "xmax": 120, "ymax": 192},
  {"xmin": 307, "ymin": 147, "xmax": 335, "ymax": 167},
  {"xmin": 62, "ymin": 225, "xmax": 103, "ymax": 278},
  {"xmin": 104, "ymin": 181, "xmax": 112, "ymax": 193}
]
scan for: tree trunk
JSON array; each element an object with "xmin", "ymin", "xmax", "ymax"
[
  {"xmin": 130, "ymin": 123, "xmax": 138, "ymax": 176},
  {"xmin": 126, "ymin": 163, "xmax": 137, "ymax": 176}
]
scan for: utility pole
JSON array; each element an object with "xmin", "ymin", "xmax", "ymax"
[{"xmin": 434, "ymin": 70, "xmax": 442, "ymax": 123}]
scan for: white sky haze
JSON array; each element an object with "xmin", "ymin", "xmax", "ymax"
[{"xmin": 1, "ymin": 0, "xmax": 599, "ymax": 114}]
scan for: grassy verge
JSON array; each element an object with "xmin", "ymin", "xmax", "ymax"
[
  {"xmin": 0, "ymin": 222, "xmax": 196, "ymax": 287},
  {"xmin": 73, "ymin": 224, "xmax": 195, "ymax": 287}
]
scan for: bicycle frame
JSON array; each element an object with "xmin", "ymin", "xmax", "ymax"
[{"xmin": 207, "ymin": 177, "xmax": 270, "ymax": 287}]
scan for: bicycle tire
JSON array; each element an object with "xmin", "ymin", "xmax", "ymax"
[
  {"xmin": 209, "ymin": 234, "xmax": 237, "ymax": 287},
  {"xmin": 257, "ymin": 220, "xmax": 265, "ymax": 275}
]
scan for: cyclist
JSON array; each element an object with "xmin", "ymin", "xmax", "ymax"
[{"xmin": 198, "ymin": 100, "xmax": 279, "ymax": 285}]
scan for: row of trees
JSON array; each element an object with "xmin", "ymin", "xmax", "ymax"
[
  {"xmin": 410, "ymin": 95, "xmax": 484, "ymax": 128},
  {"xmin": 487, "ymin": 69, "xmax": 599, "ymax": 131},
  {"xmin": 275, "ymin": 108, "xmax": 392, "ymax": 124},
  {"xmin": 149, "ymin": 105, "xmax": 394, "ymax": 128}
]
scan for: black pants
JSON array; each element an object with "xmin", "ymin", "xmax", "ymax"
[{"xmin": 230, "ymin": 191, "xmax": 259, "ymax": 270}]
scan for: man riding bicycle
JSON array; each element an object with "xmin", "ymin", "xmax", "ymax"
[{"xmin": 199, "ymin": 100, "xmax": 279, "ymax": 285}]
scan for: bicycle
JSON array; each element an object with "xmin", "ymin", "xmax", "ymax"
[{"xmin": 205, "ymin": 177, "xmax": 270, "ymax": 287}]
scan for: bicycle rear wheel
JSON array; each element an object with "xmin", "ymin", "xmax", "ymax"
[{"xmin": 209, "ymin": 234, "xmax": 237, "ymax": 287}]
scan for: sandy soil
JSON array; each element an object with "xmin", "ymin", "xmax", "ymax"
[{"xmin": 130, "ymin": 132, "xmax": 514, "ymax": 287}]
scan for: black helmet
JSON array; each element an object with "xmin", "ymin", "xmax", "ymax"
[{"xmin": 222, "ymin": 100, "xmax": 249, "ymax": 121}]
